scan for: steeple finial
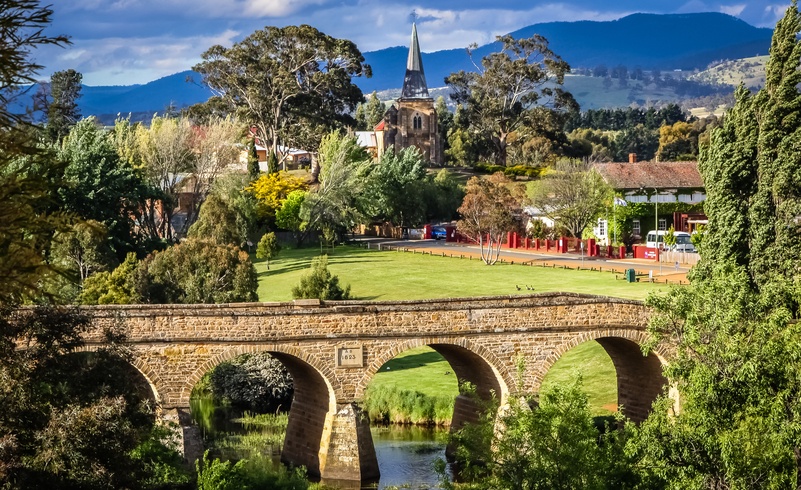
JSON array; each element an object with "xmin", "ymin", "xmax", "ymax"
[{"xmin": 401, "ymin": 23, "xmax": 430, "ymax": 99}]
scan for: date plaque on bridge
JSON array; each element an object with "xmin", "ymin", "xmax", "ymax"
[{"xmin": 336, "ymin": 346, "xmax": 363, "ymax": 368}]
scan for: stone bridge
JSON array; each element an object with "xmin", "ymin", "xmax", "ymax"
[{"xmin": 82, "ymin": 293, "xmax": 667, "ymax": 485}]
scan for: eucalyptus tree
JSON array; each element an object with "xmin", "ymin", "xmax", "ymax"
[
  {"xmin": 446, "ymin": 34, "xmax": 577, "ymax": 166},
  {"xmin": 194, "ymin": 25, "xmax": 370, "ymax": 160}
]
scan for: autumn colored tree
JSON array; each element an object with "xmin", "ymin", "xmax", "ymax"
[
  {"xmin": 245, "ymin": 171, "xmax": 308, "ymax": 220},
  {"xmin": 457, "ymin": 172, "xmax": 525, "ymax": 265}
]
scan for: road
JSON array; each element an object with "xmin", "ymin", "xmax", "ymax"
[{"xmin": 355, "ymin": 237, "xmax": 691, "ymax": 285}]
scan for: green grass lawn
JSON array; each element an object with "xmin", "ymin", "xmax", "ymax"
[
  {"xmin": 370, "ymin": 346, "xmax": 459, "ymax": 399},
  {"xmin": 254, "ymin": 244, "xmax": 667, "ymax": 302},
  {"xmin": 539, "ymin": 341, "xmax": 617, "ymax": 415},
  {"xmin": 257, "ymin": 244, "xmax": 658, "ymax": 416}
]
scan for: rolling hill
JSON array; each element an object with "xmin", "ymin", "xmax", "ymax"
[{"xmin": 37, "ymin": 12, "xmax": 772, "ymax": 122}]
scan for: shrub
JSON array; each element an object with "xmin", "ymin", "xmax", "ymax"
[
  {"xmin": 209, "ymin": 353, "xmax": 294, "ymax": 413},
  {"xmin": 291, "ymin": 255, "xmax": 350, "ymax": 300}
]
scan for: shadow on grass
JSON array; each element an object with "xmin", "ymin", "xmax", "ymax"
[{"xmin": 383, "ymin": 351, "xmax": 448, "ymax": 372}]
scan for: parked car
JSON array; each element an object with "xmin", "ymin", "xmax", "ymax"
[
  {"xmin": 431, "ymin": 226, "xmax": 447, "ymax": 240},
  {"xmin": 645, "ymin": 230, "xmax": 696, "ymax": 253}
]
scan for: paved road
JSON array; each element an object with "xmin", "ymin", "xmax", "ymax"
[{"xmin": 355, "ymin": 237, "xmax": 691, "ymax": 284}]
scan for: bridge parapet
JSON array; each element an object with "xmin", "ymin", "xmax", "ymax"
[{"xmin": 79, "ymin": 293, "xmax": 663, "ymax": 485}]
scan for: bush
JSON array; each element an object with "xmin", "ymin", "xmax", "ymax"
[
  {"xmin": 197, "ymin": 452, "xmax": 310, "ymax": 490},
  {"xmin": 473, "ymin": 162, "xmax": 542, "ymax": 179},
  {"xmin": 209, "ymin": 353, "xmax": 294, "ymax": 413},
  {"xmin": 291, "ymin": 255, "xmax": 350, "ymax": 300}
]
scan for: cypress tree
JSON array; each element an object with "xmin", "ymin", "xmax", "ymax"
[
  {"xmin": 749, "ymin": 0, "xmax": 801, "ymax": 295},
  {"xmin": 267, "ymin": 151, "xmax": 279, "ymax": 174},
  {"xmin": 247, "ymin": 139, "xmax": 260, "ymax": 180},
  {"xmin": 693, "ymin": 84, "xmax": 757, "ymax": 281},
  {"xmin": 698, "ymin": 0, "xmax": 801, "ymax": 308}
]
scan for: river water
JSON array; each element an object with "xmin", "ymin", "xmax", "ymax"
[
  {"xmin": 191, "ymin": 399, "xmax": 449, "ymax": 488},
  {"xmin": 370, "ymin": 425, "xmax": 448, "ymax": 489}
]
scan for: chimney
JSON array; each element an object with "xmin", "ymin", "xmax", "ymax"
[{"xmin": 629, "ymin": 153, "xmax": 637, "ymax": 163}]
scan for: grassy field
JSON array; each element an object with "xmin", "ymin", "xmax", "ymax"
[
  {"xmin": 255, "ymin": 244, "xmax": 651, "ymax": 416},
  {"xmin": 254, "ymin": 244, "xmax": 668, "ymax": 302}
]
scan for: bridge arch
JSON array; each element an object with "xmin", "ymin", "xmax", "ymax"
[
  {"xmin": 355, "ymin": 337, "xmax": 513, "ymax": 402},
  {"xmin": 534, "ymin": 328, "xmax": 669, "ymax": 422},
  {"xmin": 181, "ymin": 345, "xmax": 340, "ymax": 479},
  {"xmin": 75, "ymin": 345, "xmax": 162, "ymax": 410}
]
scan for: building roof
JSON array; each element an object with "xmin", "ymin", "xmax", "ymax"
[
  {"xmin": 401, "ymin": 23, "xmax": 430, "ymax": 99},
  {"xmin": 593, "ymin": 161, "xmax": 704, "ymax": 190},
  {"xmin": 374, "ymin": 120, "xmax": 385, "ymax": 131},
  {"xmin": 354, "ymin": 131, "xmax": 377, "ymax": 148}
]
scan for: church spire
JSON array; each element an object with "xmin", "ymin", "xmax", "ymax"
[{"xmin": 401, "ymin": 23, "xmax": 430, "ymax": 99}]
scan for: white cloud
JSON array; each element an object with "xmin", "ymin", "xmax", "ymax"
[
  {"xmin": 719, "ymin": 4, "xmax": 746, "ymax": 16},
  {"xmin": 244, "ymin": 0, "xmax": 329, "ymax": 17}
]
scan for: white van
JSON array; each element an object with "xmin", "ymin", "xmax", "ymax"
[{"xmin": 645, "ymin": 230, "xmax": 696, "ymax": 253}]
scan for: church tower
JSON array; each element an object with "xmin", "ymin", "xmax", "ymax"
[{"xmin": 379, "ymin": 24, "xmax": 442, "ymax": 164}]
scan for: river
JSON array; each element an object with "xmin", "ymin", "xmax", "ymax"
[{"xmin": 191, "ymin": 397, "xmax": 449, "ymax": 489}]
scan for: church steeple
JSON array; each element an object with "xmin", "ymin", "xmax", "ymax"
[{"xmin": 401, "ymin": 23, "xmax": 430, "ymax": 99}]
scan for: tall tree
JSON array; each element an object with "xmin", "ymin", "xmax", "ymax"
[
  {"xmin": 301, "ymin": 132, "xmax": 369, "ymax": 242},
  {"xmin": 457, "ymin": 172, "xmax": 525, "ymax": 265},
  {"xmin": 355, "ymin": 91, "xmax": 385, "ymax": 130},
  {"xmin": 193, "ymin": 25, "xmax": 371, "ymax": 158},
  {"xmin": 446, "ymin": 34, "xmax": 576, "ymax": 166},
  {"xmin": 44, "ymin": 68, "xmax": 82, "ymax": 143},
  {"xmin": 0, "ymin": 0, "xmax": 69, "ymax": 305},
  {"xmin": 0, "ymin": 0, "xmax": 68, "ymax": 130},
  {"xmin": 638, "ymin": 4, "xmax": 801, "ymax": 487},
  {"xmin": 361, "ymin": 147, "xmax": 428, "ymax": 229},
  {"xmin": 181, "ymin": 116, "xmax": 244, "ymax": 232},
  {"xmin": 135, "ymin": 115, "xmax": 196, "ymax": 241},
  {"xmin": 529, "ymin": 160, "xmax": 612, "ymax": 237},
  {"xmin": 59, "ymin": 117, "xmax": 154, "ymax": 260}
]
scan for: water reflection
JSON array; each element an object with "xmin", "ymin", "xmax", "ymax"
[
  {"xmin": 371, "ymin": 425, "xmax": 448, "ymax": 489},
  {"xmin": 191, "ymin": 395, "xmax": 449, "ymax": 488}
]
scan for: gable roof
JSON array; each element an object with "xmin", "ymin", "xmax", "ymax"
[{"xmin": 593, "ymin": 161, "xmax": 703, "ymax": 190}]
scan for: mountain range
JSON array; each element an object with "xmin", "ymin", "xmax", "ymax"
[{"xmin": 53, "ymin": 12, "xmax": 772, "ymax": 123}]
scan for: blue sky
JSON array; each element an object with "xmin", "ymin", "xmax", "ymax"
[{"xmin": 37, "ymin": 0, "xmax": 789, "ymax": 86}]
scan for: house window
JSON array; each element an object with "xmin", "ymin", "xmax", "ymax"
[
  {"xmin": 658, "ymin": 218, "xmax": 667, "ymax": 231},
  {"xmin": 632, "ymin": 219, "xmax": 641, "ymax": 236},
  {"xmin": 597, "ymin": 219, "xmax": 606, "ymax": 237}
]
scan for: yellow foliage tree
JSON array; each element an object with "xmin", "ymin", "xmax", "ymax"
[{"xmin": 245, "ymin": 172, "xmax": 308, "ymax": 219}]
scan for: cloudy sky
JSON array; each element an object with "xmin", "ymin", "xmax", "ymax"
[{"xmin": 38, "ymin": 0, "xmax": 789, "ymax": 86}]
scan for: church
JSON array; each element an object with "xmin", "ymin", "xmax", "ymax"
[{"xmin": 374, "ymin": 24, "xmax": 443, "ymax": 165}]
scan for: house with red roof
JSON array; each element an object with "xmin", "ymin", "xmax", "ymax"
[{"xmin": 592, "ymin": 160, "xmax": 706, "ymax": 243}]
